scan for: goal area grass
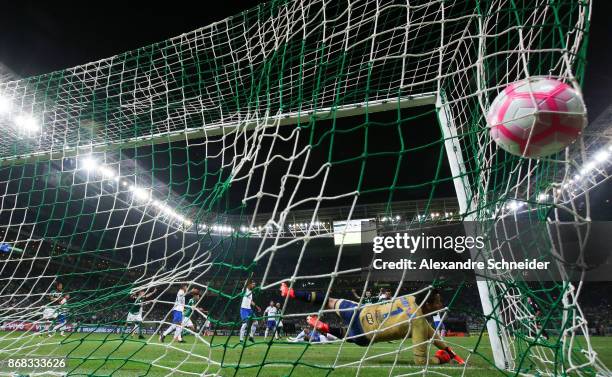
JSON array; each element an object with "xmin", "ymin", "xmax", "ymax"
[{"xmin": 1, "ymin": 332, "xmax": 611, "ymax": 376}]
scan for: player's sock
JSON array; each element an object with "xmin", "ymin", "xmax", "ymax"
[
  {"xmin": 281, "ymin": 283, "xmax": 324, "ymax": 304},
  {"xmin": 295, "ymin": 330, "xmax": 306, "ymax": 341},
  {"xmin": 239, "ymin": 322, "xmax": 248, "ymax": 340},
  {"xmin": 249, "ymin": 322, "xmax": 257, "ymax": 338},
  {"xmin": 264, "ymin": 328, "xmax": 269, "ymax": 339},
  {"xmin": 174, "ymin": 325, "xmax": 183, "ymax": 340},
  {"xmin": 39, "ymin": 322, "xmax": 48, "ymax": 335},
  {"xmin": 163, "ymin": 324, "xmax": 176, "ymax": 336}
]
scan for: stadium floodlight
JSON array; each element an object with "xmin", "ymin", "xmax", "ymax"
[
  {"xmin": 160, "ymin": 205, "xmax": 174, "ymax": 216},
  {"xmin": 98, "ymin": 166, "xmax": 116, "ymax": 179},
  {"xmin": 131, "ymin": 187, "xmax": 151, "ymax": 202},
  {"xmin": 14, "ymin": 114, "xmax": 39, "ymax": 134},
  {"xmin": 0, "ymin": 96, "xmax": 10, "ymax": 114},
  {"xmin": 506, "ymin": 200, "xmax": 522, "ymax": 211},
  {"xmin": 80, "ymin": 157, "xmax": 98, "ymax": 171},
  {"xmin": 594, "ymin": 150, "xmax": 609, "ymax": 163},
  {"xmin": 585, "ymin": 161, "xmax": 596, "ymax": 170},
  {"xmin": 537, "ymin": 193, "xmax": 549, "ymax": 202}
]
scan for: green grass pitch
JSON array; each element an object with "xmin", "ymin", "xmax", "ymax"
[{"xmin": 1, "ymin": 332, "xmax": 611, "ymax": 376}]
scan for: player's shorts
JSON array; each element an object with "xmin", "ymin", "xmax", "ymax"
[
  {"xmin": 240, "ymin": 308, "xmax": 253, "ymax": 321},
  {"xmin": 57, "ymin": 314, "xmax": 66, "ymax": 324},
  {"xmin": 42, "ymin": 308, "xmax": 58, "ymax": 320},
  {"xmin": 266, "ymin": 320, "xmax": 276, "ymax": 329},
  {"xmin": 182, "ymin": 317, "xmax": 194, "ymax": 328},
  {"xmin": 171, "ymin": 310, "xmax": 183, "ymax": 324},
  {"xmin": 433, "ymin": 321, "xmax": 445, "ymax": 329},
  {"xmin": 127, "ymin": 312, "xmax": 143, "ymax": 322},
  {"xmin": 310, "ymin": 332, "xmax": 321, "ymax": 342},
  {"xmin": 334, "ymin": 299, "xmax": 369, "ymax": 346}
]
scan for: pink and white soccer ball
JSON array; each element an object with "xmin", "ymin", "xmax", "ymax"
[{"xmin": 487, "ymin": 77, "xmax": 586, "ymax": 158}]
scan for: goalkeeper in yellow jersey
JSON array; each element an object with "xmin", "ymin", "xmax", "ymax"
[{"xmin": 280, "ymin": 283, "xmax": 464, "ymax": 365}]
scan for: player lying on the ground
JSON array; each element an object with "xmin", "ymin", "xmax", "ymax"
[
  {"xmin": 125, "ymin": 288, "xmax": 157, "ymax": 339},
  {"xmin": 280, "ymin": 283, "xmax": 465, "ymax": 365},
  {"xmin": 287, "ymin": 326, "xmax": 339, "ymax": 344}
]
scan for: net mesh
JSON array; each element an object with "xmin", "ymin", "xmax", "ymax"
[{"xmin": 0, "ymin": 0, "xmax": 608, "ymax": 376}]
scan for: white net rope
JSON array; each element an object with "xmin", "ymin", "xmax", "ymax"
[{"xmin": 0, "ymin": 0, "xmax": 608, "ymax": 376}]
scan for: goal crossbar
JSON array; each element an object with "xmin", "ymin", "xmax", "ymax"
[{"xmin": 0, "ymin": 93, "xmax": 436, "ymax": 167}]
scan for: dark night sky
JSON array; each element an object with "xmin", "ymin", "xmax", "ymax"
[{"xmin": 0, "ymin": 1, "xmax": 610, "ymax": 120}]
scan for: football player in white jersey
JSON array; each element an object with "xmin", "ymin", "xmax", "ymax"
[
  {"xmin": 263, "ymin": 301, "xmax": 278, "ymax": 340},
  {"xmin": 160, "ymin": 284, "xmax": 190, "ymax": 343},
  {"xmin": 274, "ymin": 302, "xmax": 284, "ymax": 338},
  {"xmin": 239, "ymin": 279, "xmax": 261, "ymax": 343},
  {"xmin": 432, "ymin": 313, "xmax": 446, "ymax": 338}
]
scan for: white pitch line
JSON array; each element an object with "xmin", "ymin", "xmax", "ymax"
[{"xmin": 73, "ymin": 360, "xmax": 492, "ymax": 371}]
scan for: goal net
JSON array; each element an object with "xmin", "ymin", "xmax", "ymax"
[{"xmin": 0, "ymin": 0, "xmax": 608, "ymax": 376}]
